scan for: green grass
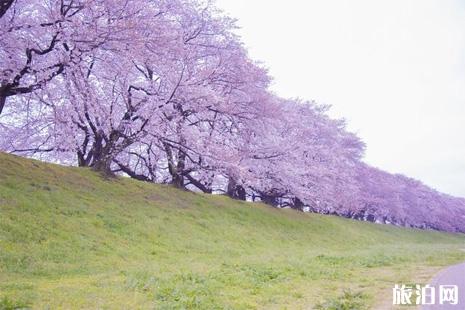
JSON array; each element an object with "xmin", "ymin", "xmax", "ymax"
[{"xmin": 0, "ymin": 153, "xmax": 464, "ymax": 309}]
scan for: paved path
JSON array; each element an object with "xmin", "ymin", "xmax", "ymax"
[{"xmin": 421, "ymin": 262, "xmax": 465, "ymax": 309}]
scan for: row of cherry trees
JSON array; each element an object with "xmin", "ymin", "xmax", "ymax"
[{"xmin": 1, "ymin": 0, "xmax": 464, "ymax": 232}]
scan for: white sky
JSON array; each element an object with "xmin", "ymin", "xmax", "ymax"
[{"xmin": 216, "ymin": 0, "xmax": 465, "ymax": 197}]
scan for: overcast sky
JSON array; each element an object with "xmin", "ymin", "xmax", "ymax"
[{"xmin": 216, "ymin": 0, "xmax": 465, "ymax": 197}]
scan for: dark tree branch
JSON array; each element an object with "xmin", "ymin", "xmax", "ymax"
[
  {"xmin": 0, "ymin": 0, "xmax": 14, "ymax": 18},
  {"xmin": 0, "ymin": 94, "xmax": 5, "ymax": 115},
  {"xmin": 113, "ymin": 159, "xmax": 150, "ymax": 182},
  {"xmin": 184, "ymin": 173, "xmax": 212, "ymax": 194}
]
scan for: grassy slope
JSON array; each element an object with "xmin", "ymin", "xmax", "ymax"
[{"xmin": 0, "ymin": 153, "xmax": 464, "ymax": 309}]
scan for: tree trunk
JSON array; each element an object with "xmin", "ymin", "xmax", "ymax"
[
  {"xmin": 168, "ymin": 149, "xmax": 186, "ymax": 189},
  {"xmin": 85, "ymin": 136, "xmax": 115, "ymax": 176},
  {"xmin": 291, "ymin": 197, "xmax": 304, "ymax": 211},
  {"xmin": 171, "ymin": 173, "xmax": 184, "ymax": 188},
  {"xmin": 261, "ymin": 193, "xmax": 279, "ymax": 207},
  {"xmin": 91, "ymin": 155, "xmax": 114, "ymax": 177},
  {"xmin": 77, "ymin": 151, "xmax": 89, "ymax": 167},
  {"xmin": 227, "ymin": 177, "xmax": 246, "ymax": 200}
]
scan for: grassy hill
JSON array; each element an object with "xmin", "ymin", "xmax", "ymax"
[{"xmin": 0, "ymin": 153, "xmax": 464, "ymax": 309}]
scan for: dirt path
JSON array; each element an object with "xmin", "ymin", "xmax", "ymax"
[{"xmin": 420, "ymin": 262, "xmax": 465, "ymax": 309}]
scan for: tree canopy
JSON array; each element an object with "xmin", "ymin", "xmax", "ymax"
[{"xmin": 1, "ymin": 0, "xmax": 464, "ymax": 233}]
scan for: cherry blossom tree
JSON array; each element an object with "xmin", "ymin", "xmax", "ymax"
[
  {"xmin": 349, "ymin": 163, "xmax": 465, "ymax": 232},
  {"xmin": 226, "ymin": 98, "xmax": 364, "ymax": 208},
  {"xmin": 0, "ymin": 0, "xmax": 173, "ymax": 115},
  {"xmin": 0, "ymin": 0, "xmax": 271, "ymax": 177}
]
